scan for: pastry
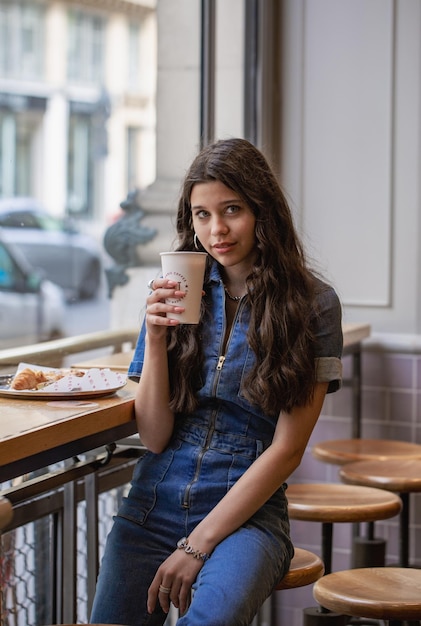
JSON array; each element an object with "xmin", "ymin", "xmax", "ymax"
[
  {"xmin": 10, "ymin": 367, "xmax": 84, "ymax": 390},
  {"xmin": 11, "ymin": 368, "xmax": 49, "ymax": 390}
]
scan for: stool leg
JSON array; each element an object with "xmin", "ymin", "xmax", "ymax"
[
  {"xmin": 303, "ymin": 607, "xmax": 349, "ymax": 625},
  {"xmin": 321, "ymin": 522, "xmax": 333, "ymax": 575},
  {"xmin": 303, "ymin": 524, "xmax": 349, "ymax": 626},
  {"xmin": 399, "ymin": 492, "xmax": 409, "ymax": 568},
  {"xmin": 352, "ymin": 522, "xmax": 386, "ymax": 568}
]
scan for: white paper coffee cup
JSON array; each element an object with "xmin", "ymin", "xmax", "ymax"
[{"xmin": 160, "ymin": 251, "xmax": 207, "ymax": 324}]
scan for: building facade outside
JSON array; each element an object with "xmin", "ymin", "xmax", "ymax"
[{"xmin": 0, "ymin": 0, "xmax": 156, "ymax": 227}]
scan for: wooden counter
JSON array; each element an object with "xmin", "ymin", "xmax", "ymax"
[{"xmin": 0, "ymin": 381, "xmax": 138, "ymax": 483}]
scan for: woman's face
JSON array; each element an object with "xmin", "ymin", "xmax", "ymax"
[{"xmin": 190, "ymin": 180, "xmax": 257, "ymax": 274}]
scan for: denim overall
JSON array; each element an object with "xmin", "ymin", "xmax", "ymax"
[{"xmin": 90, "ymin": 264, "xmax": 343, "ymax": 626}]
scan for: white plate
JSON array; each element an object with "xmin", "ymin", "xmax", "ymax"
[{"xmin": 0, "ymin": 382, "xmax": 127, "ymax": 400}]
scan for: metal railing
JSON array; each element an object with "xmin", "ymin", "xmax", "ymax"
[{"xmin": 1, "ymin": 445, "xmax": 144, "ymax": 625}]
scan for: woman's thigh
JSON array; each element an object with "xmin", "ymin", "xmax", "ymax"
[
  {"xmin": 177, "ymin": 524, "xmax": 291, "ymax": 626},
  {"xmin": 89, "ymin": 515, "xmax": 170, "ymax": 626}
]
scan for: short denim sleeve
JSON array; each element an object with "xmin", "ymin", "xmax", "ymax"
[
  {"xmin": 128, "ymin": 320, "xmax": 147, "ymax": 381},
  {"xmin": 313, "ymin": 284, "xmax": 343, "ymax": 393}
]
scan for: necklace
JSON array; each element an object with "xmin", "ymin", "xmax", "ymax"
[{"xmin": 223, "ymin": 284, "xmax": 242, "ymax": 302}]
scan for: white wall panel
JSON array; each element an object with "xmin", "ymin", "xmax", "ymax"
[{"xmin": 301, "ymin": 0, "xmax": 394, "ymax": 306}]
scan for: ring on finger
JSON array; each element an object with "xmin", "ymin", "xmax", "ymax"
[
  {"xmin": 159, "ymin": 584, "xmax": 171, "ymax": 594},
  {"xmin": 147, "ymin": 278, "xmax": 155, "ymax": 291}
]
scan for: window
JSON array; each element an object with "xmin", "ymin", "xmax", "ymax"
[
  {"xmin": 0, "ymin": 2, "xmax": 157, "ymax": 347},
  {"xmin": 67, "ymin": 9, "xmax": 105, "ymax": 84},
  {"xmin": 0, "ymin": 210, "xmax": 40, "ymax": 229},
  {"xmin": 0, "ymin": 1, "xmax": 44, "ymax": 79}
]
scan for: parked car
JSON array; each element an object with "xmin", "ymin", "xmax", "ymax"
[
  {"xmin": 0, "ymin": 234, "xmax": 66, "ymax": 349},
  {"xmin": 0, "ymin": 197, "xmax": 102, "ymax": 301}
]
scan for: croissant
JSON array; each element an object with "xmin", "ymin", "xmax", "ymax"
[
  {"xmin": 11, "ymin": 368, "xmax": 49, "ymax": 390},
  {"xmin": 10, "ymin": 368, "xmax": 84, "ymax": 391}
]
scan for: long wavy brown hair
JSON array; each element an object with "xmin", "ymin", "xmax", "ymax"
[{"xmin": 167, "ymin": 138, "xmax": 322, "ymax": 416}]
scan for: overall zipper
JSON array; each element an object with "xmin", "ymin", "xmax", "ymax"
[{"xmin": 181, "ymin": 298, "xmax": 244, "ymax": 508}]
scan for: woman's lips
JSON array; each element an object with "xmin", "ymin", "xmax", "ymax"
[{"xmin": 212, "ymin": 242, "xmax": 236, "ymax": 253}]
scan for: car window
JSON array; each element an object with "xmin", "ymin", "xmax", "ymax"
[
  {"xmin": 0, "ymin": 243, "xmax": 19, "ymax": 289},
  {"xmin": 0, "ymin": 209, "xmax": 65, "ymax": 231},
  {"xmin": 35, "ymin": 213, "xmax": 64, "ymax": 231},
  {"xmin": 0, "ymin": 211, "xmax": 41, "ymax": 229}
]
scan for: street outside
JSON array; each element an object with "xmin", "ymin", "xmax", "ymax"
[{"xmin": 63, "ymin": 279, "xmax": 111, "ymax": 337}]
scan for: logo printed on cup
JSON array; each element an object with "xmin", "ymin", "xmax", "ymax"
[{"xmin": 163, "ymin": 270, "xmax": 189, "ymax": 304}]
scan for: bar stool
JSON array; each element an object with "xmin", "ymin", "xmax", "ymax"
[
  {"xmin": 312, "ymin": 439, "xmax": 421, "ymax": 566},
  {"xmin": 275, "ymin": 546, "xmax": 324, "ymax": 590},
  {"xmin": 313, "ymin": 567, "xmax": 421, "ymax": 625},
  {"xmin": 339, "ymin": 458, "xmax": 421, "ymax": 568},
  {"xmin": 287, "ymin": 482, "xmax": 402, "ymax": 625},
  {"xmin": 312, "ymin": 439, "xmax": 421, "ymax": 466}
]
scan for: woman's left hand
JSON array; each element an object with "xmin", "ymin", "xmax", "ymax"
[{"xmin": 147, "ymin": 549, "xmax": 204, "ymax": 615}]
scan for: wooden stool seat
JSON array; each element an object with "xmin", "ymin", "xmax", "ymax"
[
  {"xmin": 313, "ymin": 567, "xmax": 421, "ymax": 622},
  {"xmin": 287, "ymin": 483, "xmax": 401, "ymax": 579},
  {"xmin": 287, "ymin": 483, "xmax": 402, "ymax": 524},
  {"xmin": 312, "ymin": 438, "xmax": 421, "ymax": 465},
  {"xmin": 339, "ymin": 458, "xmax": 421, "ymax": 493},
  {"xmin": 275, "ymin": 547, "xmax": 324, "ymax": 590},
  {"xmin": 340, "ymin": 458, "xmax": 421, "ymax": 567}
]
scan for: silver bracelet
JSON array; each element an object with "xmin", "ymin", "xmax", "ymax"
[{"xmin": 177, "ymin": 536, "xmax": 210, "ymax": 562}]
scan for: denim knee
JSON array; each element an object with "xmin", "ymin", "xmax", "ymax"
[{"xmin": 176, "ymin": 525, "xmax": 291, "ymax": 626}]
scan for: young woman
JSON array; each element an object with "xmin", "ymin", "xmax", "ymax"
[{"xmin": 90, "ymin": 138, "xmax": 343, "ymax": 625}]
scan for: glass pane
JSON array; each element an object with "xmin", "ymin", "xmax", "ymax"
[{"xmin": 0, "ymin": 0, "xmax": 161, "ymax": 348}]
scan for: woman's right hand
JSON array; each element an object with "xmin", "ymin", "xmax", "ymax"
[{"xmin": 145, "ymin": 279, "xmax": 185, "ymax": 338}]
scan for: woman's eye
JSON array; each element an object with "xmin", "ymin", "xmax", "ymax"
[
  {"xmin": 194, "ymin": 210, "xmax": 209, "ymax": 219},
  {"xmin": 226, "ymin": 204, "xmax": 240, "ymax": 214}
]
